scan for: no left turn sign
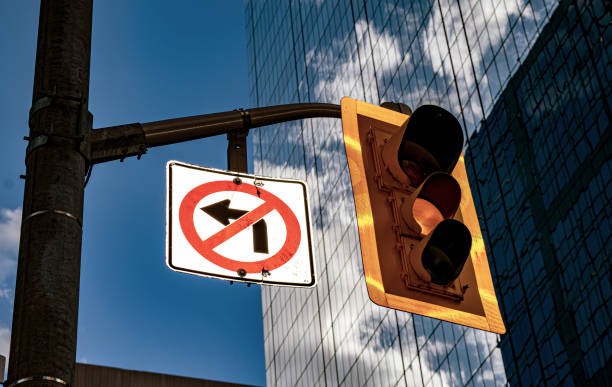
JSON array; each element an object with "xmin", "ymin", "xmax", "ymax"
[{"xmin": 167, "ymin": 161, "xmax": 316, "ymax": 287}]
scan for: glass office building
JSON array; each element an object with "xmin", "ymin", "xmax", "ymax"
[
  {"xmin": 465, "ymin": 0, "xmax": 612, "ymax": 385},
  {"xmin": 244, "ymin": 0, "xmax": 609, "ymax": 385}
]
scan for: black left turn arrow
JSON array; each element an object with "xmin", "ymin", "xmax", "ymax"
[{"xmin": 201, "ymin": 199, "xmax": 269, "ymax": 254}]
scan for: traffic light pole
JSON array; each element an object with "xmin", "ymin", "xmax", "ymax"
[
  {"xmin": 8, "ymin": 2, "xmax": 341, "ymax": 384},
  {"xmin": 9, "ymin": 1, "xmax": 93, "ymax": 386},
  {"xmin": 88, "ymin": 103, "xmax": 341, "ymax": 164}
]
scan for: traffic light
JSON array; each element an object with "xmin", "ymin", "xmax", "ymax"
[{"xmin": 341, "ymin": 97, "xmax": 505, "ymax": 334}]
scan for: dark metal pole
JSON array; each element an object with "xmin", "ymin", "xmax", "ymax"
[
  {"xmin": 88, "ymin": 103, "xmax": 341, "ymax": 164},
  {"xmin": 8, "ymin": 0, "xmax": 92, "ymax": 385},
  {"xmin": 227, "ymin": 130, "xmax": 249, "ymax": 173},
  {"xmin": 143, "ymin": 103, "xmax": 341, "ymax": 147},
  {"xmin": 226, "ymin": 108, "xmax": 250, "ymax": 173}
]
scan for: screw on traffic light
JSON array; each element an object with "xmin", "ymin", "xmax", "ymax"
[{"xmin": 341, "ymin": 97, "xmax": 505, "ymax": 334}]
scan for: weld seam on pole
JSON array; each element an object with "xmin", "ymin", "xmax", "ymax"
[
  {"xmin": 22, "ymin": 209, "xmax": 83, "ymax": 228},
  {"xmin": 4, "ymin": 375, "xmax": 69, "ymax": 387}
]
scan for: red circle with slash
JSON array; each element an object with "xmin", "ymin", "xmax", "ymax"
[{"xmin": 179, "ymin": 180, "xmax": 301, "ymax": 273}]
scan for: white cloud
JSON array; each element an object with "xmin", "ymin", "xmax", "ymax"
[
  {"xmin": 424, "ymin": 0, "xmax": 540, "ymax": 124},
  {"xmin": 0, "ymin": 208, "xmax": 20, "ymax": 377},
  {"xmin": 0, "ymin": 208, "xmax": 21, "ymax": 251},
  {"xmin": 0, "ymin": 325, "xmax": 9, "ymax": 370},
  {"xmin": 0, "ymin": 207, "xmax": 21, "ymax": 286},
  {"xmin": 427, "ymin": 0, "xmax": 526, "ymax": 76},
  {"xmin": 306, "ymin": 19, "xmax": 405, "ymax": 105}
]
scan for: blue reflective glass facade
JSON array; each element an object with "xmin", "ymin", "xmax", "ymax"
[
  {"xmin": 241, "ymin": 0, "xmax": 605, "ymax": 386},
  {"xmin": 465, "ymin": 0, "xmax": 612, "ymax": 385}
]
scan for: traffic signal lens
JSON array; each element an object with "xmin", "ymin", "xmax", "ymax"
[
  {"xmin": 417, "ymin": 173, "xmax": 462, "ymax": 219},
  {"xmin": 402, "ymin": 172, "xmax": 462, "ymax": 235},
  {"xmin": 422, "ymin": 219, "xmax": 472, "ymax": 285},
  {"xmin": 399, "ymin": 105, "xmax": 463, "ymax": 184},
  {"xmin": 422, "ymin": 245, "xmax": 455, "ymax": 285},
  {"xmin": 412, "ymin": 198, "xmax": 444, "ymax": 235},
  {"xmin": 399, "ymin": 142, "xmax": 440, "ymax": 186}
]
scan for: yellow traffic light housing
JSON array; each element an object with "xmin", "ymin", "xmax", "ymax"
[{"xmin": 341, "ymin": 97, "xmax": 505, "ymax": 334}]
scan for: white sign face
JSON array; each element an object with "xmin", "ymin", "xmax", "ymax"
[{"xmin": 166, "ymin": 160, "xmax": 315, "ymax": 287}]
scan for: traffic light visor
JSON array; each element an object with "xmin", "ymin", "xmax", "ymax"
[
  {"xmin": 404, "ymin": 172, "xmax": 462, "ymax": 235},
  {"xmin": 399, "ymin": 105, "xmax": 463, "ymax": 183},
  {"xmin": 422, "ymin": 219, "xmax": 472, "ymax": 285}
]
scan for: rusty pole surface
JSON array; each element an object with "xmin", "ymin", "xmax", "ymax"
[{"xmin": 8, "ymin": 0, "xmax": 92, "ymax": 385}]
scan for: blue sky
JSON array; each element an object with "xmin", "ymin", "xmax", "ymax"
[{"xmin": 0, "ymin": 1, "xmax": 265, "ymax": 385}]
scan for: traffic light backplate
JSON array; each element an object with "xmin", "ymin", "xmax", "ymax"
[{"xmin": 341, "ymin": 97, "xmax": 505, "ymax": 334}]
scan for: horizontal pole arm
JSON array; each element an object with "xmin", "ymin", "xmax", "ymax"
[{"xmin": 89, "ymin": 103, "xmax": 341, "ymax": 164}]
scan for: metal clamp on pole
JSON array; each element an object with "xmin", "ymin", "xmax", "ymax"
[
  {"xmin": 227, "ymin": 108, "xmax": 251, "ymax": 173},
  {"xmin": 4, "ymin": 375, "xmax": 69, "ymax": 387},
  {"xmin": 26, "ymin": 94, "xmax": 93, "ymax": 169},
  {"xmin": 22, "ymin": 209, "xmax": 83, "ymax": 229}
]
